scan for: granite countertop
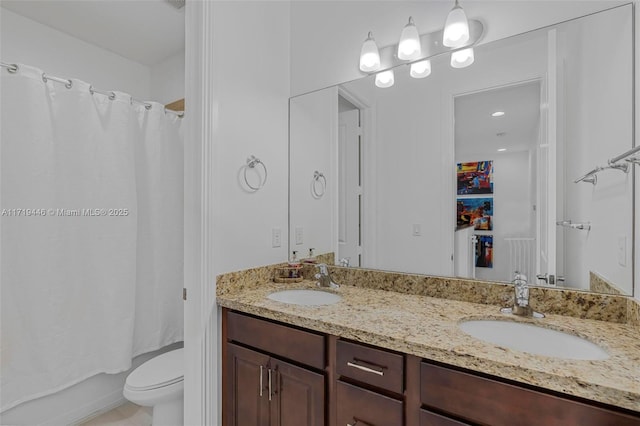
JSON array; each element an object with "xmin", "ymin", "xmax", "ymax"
[{"xmin": 217, "ymin": 279, "xmax": 640, "ymax": 412}]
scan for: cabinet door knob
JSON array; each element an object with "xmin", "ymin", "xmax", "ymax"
[{"xmin": 347, "ymin": 360, "xmax": 385, "ymax": 376}]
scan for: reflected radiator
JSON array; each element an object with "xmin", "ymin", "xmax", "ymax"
[{"xmin": 505, "ymin": 237, "xmax": 535, "ymax": 281}]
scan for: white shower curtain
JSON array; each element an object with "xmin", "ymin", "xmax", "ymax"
[{"xmin": 0, "ymin": 64, "xmax": 184, "ymax": 412}]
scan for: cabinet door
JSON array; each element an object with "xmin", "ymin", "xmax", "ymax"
[
  {"xmin": 271, "ymin": 358, "xmax": 325, "ymax": 426},
  {"xmin": 226, "ymin": 343, "xmax": 270, "ymax": 426}
]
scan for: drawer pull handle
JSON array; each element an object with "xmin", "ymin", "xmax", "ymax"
[
  {"xmin": 347, "ymin": 360, "xmax": 385, "ymax": 376},
  {"xmin": 259, "ymin": 365, "xmax": 263, "ymax": 397},
  {"xmin": 268, "ymin": 368, "xmax": 273, "ymax": 401}
]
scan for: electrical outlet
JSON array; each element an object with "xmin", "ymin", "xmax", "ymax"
[
  {"xmin": 272, "ymin": 228, "xmax": 281, "ymax": 248},
  {"xmin": 412, "ymin": 224, "xmax": 421, "ymax": 236},
  {"xmin": 295, "ymin": 227, "xmax": 304, "ymax": 245},
  {"xmin": 617, "ymin": 236, "xmax": 626, "ymax": 267}
]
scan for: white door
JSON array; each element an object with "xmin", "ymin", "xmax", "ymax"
[
  {"xmin": 536, "ymin": 29, "xmax": 558, "ymax": 285},
  {"xmin": 338, "ymin": 108, "xmax": 361, "ymax": 266}
]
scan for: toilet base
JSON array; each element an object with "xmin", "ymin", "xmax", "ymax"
[{"xmin": 152, "ymin": 397, "xmax": 183, "ymax": 426}]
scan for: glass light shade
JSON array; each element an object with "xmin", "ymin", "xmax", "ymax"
[
  {"xmin": 443, "ymin": 1, "xmax": 470, "ymax": 48},
  {"xmin": 398, "ymin": 17, "xmax": 421, "ymax": 60},
  {"xmin": 410, "ymin": 59, "xmax": 431, "ymax": 78},
  {"xmin": 375, "ymin": 70, "xmax": 395, "ymax": 88},
  {"xmin": 359, "ymin": 32, "xmax": 381, "ymax": 72},
  {"xmin": 450, "ymin": 48, "xmax": 474, "ymax": 68}
]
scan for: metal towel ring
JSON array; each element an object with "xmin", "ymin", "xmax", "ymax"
[
  {"xmin": 311, "ymin": 171, "xmax": 326, "ymax": 199},
  {"xmin": 244, "ymin": 156, "xmax": 268, "ymax": 191}
]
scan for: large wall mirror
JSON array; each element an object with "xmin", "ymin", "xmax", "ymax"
[{"xmin": 289, "ymin": 4, "xmax": 634, "ymax": 296}]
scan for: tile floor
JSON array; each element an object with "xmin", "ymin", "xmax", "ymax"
[{"xmin": 78, "ymin": 402, "xmax": 151, "ymax": 426}]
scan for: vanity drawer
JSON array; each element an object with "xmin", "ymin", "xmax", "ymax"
[
  {"xmin": 336, "ymin": 381, "xmax": 403, "ymax": 426},
  {"xmin": 226, "ymin": 311, "xmax": 325, "ymax": 369},
  {"xmin": 336, "ymin": 339, "xmax": 404, "ymax": 394},
  {"xmin": 420, "ymin": 361, "xmax": 640, "ymax": 426},
  {"xmin": 419, "ymin": 409, "xmax": 470, "ymax": 426}
]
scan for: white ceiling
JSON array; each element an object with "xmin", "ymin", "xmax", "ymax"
[
  {"xmin": 455, "ymin": 81, "xmax": 541, "ymax": 158},
  {"xmin": 0, "ymin": 0, "xmax": 185, "ymax": 66}
]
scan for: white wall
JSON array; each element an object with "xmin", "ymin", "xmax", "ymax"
[
  {"xmin": 150, "ymin": 51, "xmax": 185, "ymax": 105},
  {"xmin": 289, "ymin": 1, "xmax": 626, "ymax": 96},
  {"xmin": 289, "ymin": 87, "xmax": 338, "ymax": 258},
  {"xmin": 0, "ymin": 8, "xmax": 151, "ymax": 100},
  {"xmin": 211, "ymin": 1, "xmax": 291, "ymax": 274},
  {"xmin": 635, "ymin": 1, "xmax": 640, "ymax": 302},
  {"xmin": 560, "ymin": 6, "xmax": 633, "ymax": 294}
]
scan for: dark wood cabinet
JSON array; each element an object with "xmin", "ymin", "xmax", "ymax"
[
  {"xmin": 419, "ymin": 409, "xmax": 470, "ymax": 426},
  {"xmin": 222, "ymin": 309, "xmax": 640, "ymax": 426},
  {"xmin": 270, "ymin": 358, "xmax": 324, "ymax": 426},
  {"xmin": 224, "ymin": 311, "xmax": 325, "ymax": 426},
  {"xmin": 336, "ymin": 380, "xmax": 403, "ymax": 426},
  {"xmin": 420, "ymin": 361, "xmax": 640, "ymax": 426},
  {"xmin": 226, "ymin": 343, "xmax": 270, "ymax": 426}
]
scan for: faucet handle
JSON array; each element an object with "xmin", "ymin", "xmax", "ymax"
[{"xmin": 316, "ymin": 263, "xmax": 329, "ymax": 274}]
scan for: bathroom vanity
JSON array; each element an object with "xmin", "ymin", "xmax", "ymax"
[{"xmin": 218, "ymin": 271, "xmax": 640, "ymax": 426}]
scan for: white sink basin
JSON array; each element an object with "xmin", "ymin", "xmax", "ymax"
[
  {"xmin": 459, "ymin": 320, "xmax": 609, "ymax": 360},
  {"xmin": 267, "ymin": 289, "xmax": 342, "ymax": 306}
]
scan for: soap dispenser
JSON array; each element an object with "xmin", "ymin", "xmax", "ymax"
[
  {"xmin": 303, "ymin": 247, "xmax": 317, "ymax": 264},
  {"xmin": 288, "ymin": 251, "xmax": 301, "ymax": 278}
]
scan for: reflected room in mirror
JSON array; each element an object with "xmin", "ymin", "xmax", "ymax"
[{"xmin": 289, "ymin": 4, "xmax": 634, "ymax": 296}]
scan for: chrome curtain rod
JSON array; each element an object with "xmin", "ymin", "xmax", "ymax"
[{"xmin": 1, "ymin": 62, "xmax": 184, "ymax": 118}]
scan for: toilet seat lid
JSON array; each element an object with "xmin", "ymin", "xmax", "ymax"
[{"xmin": 126, "ymin": 348, "xmax": 184, "ymax": 391}]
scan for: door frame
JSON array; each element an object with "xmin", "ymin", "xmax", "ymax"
[
  {"xmin": 337, "ymin": 87, "xmax": 377, "ymax": 268},
  {"xmin": 184, "ymin": 1, "xmax": 218, "ymax": 425}
]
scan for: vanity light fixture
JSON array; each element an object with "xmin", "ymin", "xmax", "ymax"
[
  {"xmin": 443, "ymin": 0, "xmax": 470, "ymax": 48},
  {"xmin": 398, "ymin": 17, "xmax": 421, "ymax": 60},
  {"xmin": 451, "ymin": 47, "xmax": 474, "ymax": 68},
  {"xmin": 359, "ymin": 32, "xmax": 381, "ymax": 72},
  {"xmin": 492, "ymin": 111, "xmax": 505, "ymax": 117},
  {"xmin": 358, "ymin": 5, "xmax": 482, "ymax": 85},
  {"xmin": 375, "ymin": 70, "xmax": 395, "ymax": 88},
  {"xmin": 410, "ymin": 59, "xmax": 432, "ymax": 78}
]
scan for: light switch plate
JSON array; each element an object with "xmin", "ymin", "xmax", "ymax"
[
  {"xmin": 617, "ymin": 235, "xmax": 626, "ymax": 267},
  {"xmin": 295, "ymin": 227, "xmax": 304, "ymax": 245},
  {"xmin": 272, "ymin": 228, "xmax": 281, "ymax": 248}
]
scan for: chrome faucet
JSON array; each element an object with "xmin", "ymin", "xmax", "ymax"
[
  {"xmin": 315, "ymin": 263, "xmax": 339, "ymax": 289},
  {"xmin": 501, "ymin": 271, "xmax": 544, "ymax": 318}
]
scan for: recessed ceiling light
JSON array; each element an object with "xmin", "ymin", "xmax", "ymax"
[
  {"xmin": 492, "ymin": 111, "xmax": 505, "ymax": 117},
  {"xmin": 497, "ymin": 148, "xmax": 507, "ymax": 152}
]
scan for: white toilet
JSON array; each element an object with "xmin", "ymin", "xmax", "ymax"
[{"xmin": 123, "ymin": 348, "xmax": 184, "ymax": 426}]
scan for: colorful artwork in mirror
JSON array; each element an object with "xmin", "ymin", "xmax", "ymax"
[
  {"xmin": 475, "ymin": 235, "xmax": 493, "ymax": 268},
  {"xmin": 457, "ymin": 198, "xmax": 493, "ymax": 230},
  {"xmin": 457, "ymin": 161, "xmax": 494, "ymax": 195}
]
